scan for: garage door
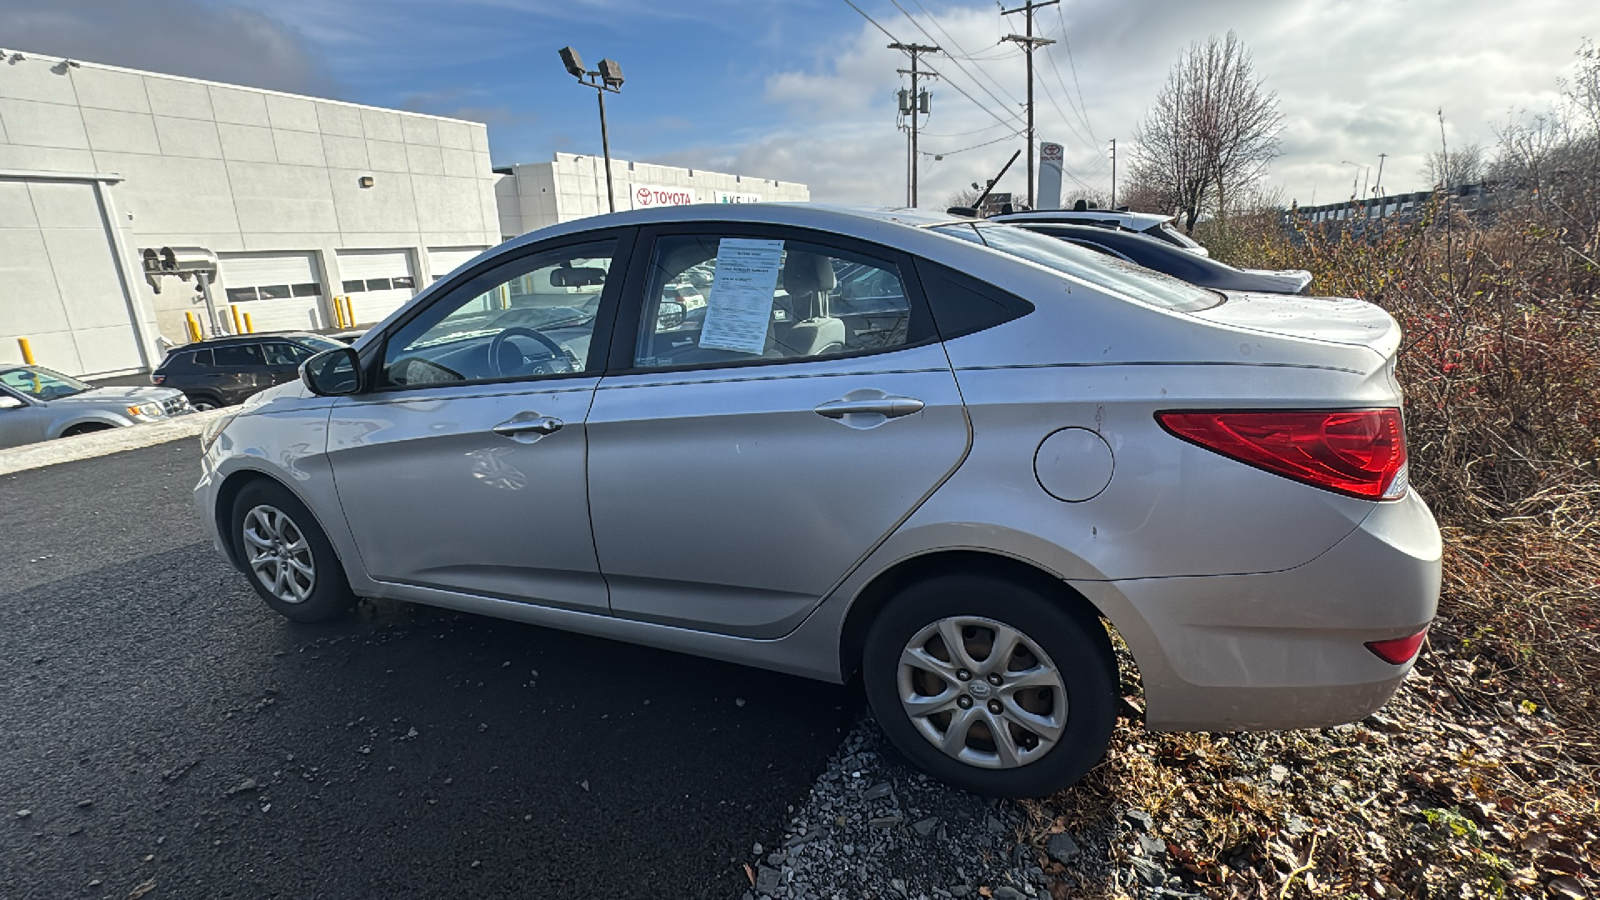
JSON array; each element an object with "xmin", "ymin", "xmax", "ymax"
[
  {"xmin": 337, "ymin": 250, "xmax": 416, "ymax": 325},
  {"xmin": 427, "ymin": 246, "xmax": 489, "ymax": 285},
  {"xmin": 0, "ymin": 177, "xmax": 148, "ymax": 376},
  {"xmin": 219, "ymin": 252, "xmax": 325, "ymax": 332}
]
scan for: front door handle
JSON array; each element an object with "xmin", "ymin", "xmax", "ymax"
[
  {"xmin": 814, "ymin": 396, "xmax": 925, "ymax": 419},
  {"xmin": 493, "ymin": 413, "xmax": 564, "ymax": 440}
]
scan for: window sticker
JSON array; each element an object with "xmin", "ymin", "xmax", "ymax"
[{"xmin": 697, "ymin": 238, "xmax": 784, "ymax": 355}]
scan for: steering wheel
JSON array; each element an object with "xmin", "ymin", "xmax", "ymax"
[{"xmin": 489, "ymin": 327, "xmax": 568, "ymax": 377}]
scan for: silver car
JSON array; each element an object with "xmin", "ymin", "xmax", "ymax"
[
  {"xmin": 0, "ymin": 365, "xmax": 193, "ymax": 449},
  {"xmin": 194, "ymin": 205, "xmax": 1440, "ymax": 797}
]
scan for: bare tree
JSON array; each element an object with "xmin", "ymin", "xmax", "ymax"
[
  {"xmin": 1131, "ymin": 32, "xmax": 1284, "ymax": 232},
  {"xmin": 1062, "ymin": 189, "xmax": 1112, "ymax": 210},
  {"xmin": 1423, "ymin": 142, "xmax": 1484, "ymax": 189},
  {"xmin": 945, "ymin": 186, "xmax": 983, "ymax": 211}
]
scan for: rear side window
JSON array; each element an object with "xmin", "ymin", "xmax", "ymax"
[
  {"xmin": 913, "ymin": 260, "xmax": 1035, "ymax": 340},
  {"xmin": 193, "ymin": 349, "xmax": 214, "ymax": 367},
  {"xmin": 213, "ymin": 344, "xmax": 264, "ymax": 367},
  {"xmin": 931, "ymin": 223, "xmax": 1222, "ymax": 313},
  {"xmin": 160, "ymin": 351, "xmax": 196, "ymax": 372}
]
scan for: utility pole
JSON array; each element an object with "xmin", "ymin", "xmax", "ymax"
[
  {"xmin": 890, "ymin": 42, "xmax": 939, "ymax": 208},
  {"xmin": 1109, "ymin": 138, "xmax": 1117, "ymax": 208},
  {"xmin": 1373, "ymin": 152, "xmax": 1387, "ymax": 197},
  {"xmin": 1002, "ymin": 0, "xmax": 1058, "ymax": 209}
]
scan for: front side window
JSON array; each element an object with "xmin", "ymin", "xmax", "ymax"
[
  {"xmin": 632, "ymin": 234, "xmax": 913, "ymax": 370},
  {"xmin": 379, "ymin": 240, "xmax": 615, "ymax": 388},
  {"xmin": 213, "ymin": 344, "xmax": 264, "ymax": 367},
  {"xmin": 932, "ymin": 223, "xmax": 1222, "ymax": 312},
  {"xmin": 262, "ymin": 342, "xmax": 312, "ymax": 366}
]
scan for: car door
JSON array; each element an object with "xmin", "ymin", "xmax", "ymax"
[
  {"xmin": 209, "ymin": 343, "xmax": 269, "ymax": 404},
  {"xmin": 586, "ymin": 227, "xmax": 971, "ymax": 638},
  {"xmin": 260, "ymin": 341, "xmax": 311, "ymax": 388},
  {"xmin": 325, "ymin": 234, "xmax": 627, "ymax": 613},
  {"xmin": 0, "ymin": 387, "xmax": 49, "ymax": 448}
]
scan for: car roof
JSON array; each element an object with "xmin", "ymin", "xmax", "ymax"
[
  {"xmin": 496, "ymin": 203, "xmax": 971, "ymax": 254},
  {"xmin": 1012, "ymin": 221, "xmax": 1183, "ymax": 249},
  {"xmin": 990, "ymin": 210, "xmax": 1175, "ymax": 230},
  {"xmin": 182, "ymin": 331, "xmax": 325, "ymax": 347}
]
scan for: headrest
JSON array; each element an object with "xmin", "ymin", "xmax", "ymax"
[{"xmin": 783, "ymin": 251, "xmax": 836, "ymax": 295}]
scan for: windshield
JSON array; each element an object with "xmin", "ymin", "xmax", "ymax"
[
  {"xmin": 0, "ymin": 366, "xmax": 93, "ymax": 400},
  {"xmin": 931, "ymin": 223, "xmax": 1223, "ymax": 312},
  {"xmin": 297, "ymin": 335, "xmax": 346, "ymax": 353}
]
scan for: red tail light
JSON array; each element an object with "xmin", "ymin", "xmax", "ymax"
[
  {"xmin": 1156, "ymin": 408, "xmax": 1408, "ymax": 500},
  {"xmin": 1366, "ymin": 627, "xmax": 1428, "ymax": 665}
]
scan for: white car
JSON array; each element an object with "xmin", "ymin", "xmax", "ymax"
[{"xmin": 194, "ymin": 204, "xmax": 1439, "ymax": 797}]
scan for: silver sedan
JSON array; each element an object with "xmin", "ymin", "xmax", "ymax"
[{"xmin": 193, "ymin": 204, "xmax": 1440, "ymax": 797}]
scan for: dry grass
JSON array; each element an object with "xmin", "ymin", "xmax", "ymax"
[{"xmin": 1030, "ymin": 198, "xmax": 1600, "ymax": 899}]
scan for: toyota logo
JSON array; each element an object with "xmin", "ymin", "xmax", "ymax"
[{"xmin": 636, "ymin": 187, "xmax": 652, "ymax": 206}]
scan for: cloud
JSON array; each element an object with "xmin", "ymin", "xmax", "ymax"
[
  {"xmin": 0, "ymin": 0, "xmax": 337, "ymax": 95},
  {"xmin": 697, "ymin": 0, "xmax": 1600, "ymax": 208}
]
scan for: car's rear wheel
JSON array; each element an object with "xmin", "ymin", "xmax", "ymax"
[
  {"xmin": 862, "ymin": 573, "xmax": 1117, "ymax": 797},
  {"xmin": 232, "ymin": 480, "xmax": 354, "ymax": 622},
  {"xmin": 188, "ymin": 395, "xmax": 221, "ymax": 411}
]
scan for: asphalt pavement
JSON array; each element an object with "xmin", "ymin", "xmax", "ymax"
[{"xmin": 1, "ymin": 442, "xmax": 862, "ymax": 899}]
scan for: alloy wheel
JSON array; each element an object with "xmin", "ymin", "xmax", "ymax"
[
  {"xmin": 897, "ymin": 615, "xmax": 1068, "ymax": 769},
  {"xmin": 241, "ymin": 504, "xmax": 316, "ymax": 604}
]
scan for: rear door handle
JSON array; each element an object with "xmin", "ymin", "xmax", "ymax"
[
  {"xmin": 814, "ymin": 393, "xmax": 925, "ymax": 420},
  {"xmin": 493, "ymin": 413, "xmax": 564, "ymax": 441}
]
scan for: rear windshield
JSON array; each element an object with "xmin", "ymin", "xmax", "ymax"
[
  {"xmin": 296, "ymin": 335, "xmax": 346, "ymax": 353},
  {"xmin": 930, "ymin": 223, "xmax": 1223, "ymax": 312},
  {"xmin": 1154, "ymin": 222, "xmax": 1206, "ymax": 252}
]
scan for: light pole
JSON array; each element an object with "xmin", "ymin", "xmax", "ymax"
[
  {"xmin": 1340, "ymin": 160, "xmax": 1370, "ymax": 201},
  {"xmin": 559, "ymin": 46, "xmax": 624, "ymax": 213}
]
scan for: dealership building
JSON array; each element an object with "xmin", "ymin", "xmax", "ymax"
[
  {"xmin": 0, "ymin": 51, "xmax": 806, "ymax": 378},
  {"xmin": 494, "ymin": 152, "xmax": 808, "ymax": 236}
]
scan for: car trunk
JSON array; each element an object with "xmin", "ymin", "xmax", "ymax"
[{"xmin": 1191, "ymin": 292, "xmax": 1401, "ymax": 361}]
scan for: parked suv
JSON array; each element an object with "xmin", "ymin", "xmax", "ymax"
[{"xmin": 153, "ymin": 333, "xmax": 347, "ymax": 409}]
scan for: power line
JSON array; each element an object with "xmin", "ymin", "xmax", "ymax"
[
  {"xmin": 841, "ymin": 0, "xmax": 1024, "ymax": 137},
  {"xmin": 1051, "ymin": 3, "xmax": 1096, "ymax": 141},
  {"xmin": 888, "ymin": 0, "xmax": 1025, "ymax": 128}
]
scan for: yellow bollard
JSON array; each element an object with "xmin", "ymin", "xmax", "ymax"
[
  {"xmin": 230, "ymin": 305, "xmax": 243, "ymax": 335},
  {"xmin": 243, "ymin": 312, "xmax": 255, "ymax": 334},
  {"xmin": 185, "ymin": 311, "xmax": 202, "ymax": 343},
  {"xmin": 331, "ymin": 296, "xmax": 345, "ymax": 329},
  {"xmin": 343, "ymin": 296, "xmax": 357, "ymax": 328},
  {"xmin": 17, "ymin": 337, "xmax": 36, "ymax": 365}
]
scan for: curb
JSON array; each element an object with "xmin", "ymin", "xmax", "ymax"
[{"xmin": 0, "ymin": 408, "xmax": 235, "ymax": 477}]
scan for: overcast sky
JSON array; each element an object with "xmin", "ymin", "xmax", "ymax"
[{"xmin": 3, "ymin": 0, "xmax": 1596, "ymax": 209}]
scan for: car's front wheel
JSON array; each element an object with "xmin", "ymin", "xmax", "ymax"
[
  {"xmin": 231, "ymin": 480, "xmax": 355, "ymax": 622},
  {"xmin": 862, "ymin": 573, "xmax": 1117, "ymax": 797}
]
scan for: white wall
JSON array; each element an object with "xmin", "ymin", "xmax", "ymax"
[
  {"xmin": 0, "ymin": 51, "xmax": 499, "ymax": 363},
  {"xmin": 497, "ymin": 153, "xmax": 811, "ymax": 236}
]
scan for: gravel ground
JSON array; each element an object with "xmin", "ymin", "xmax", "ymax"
[{"xmin": 738, "ymin": 717, "xmax": 1151, "ymax": 900}]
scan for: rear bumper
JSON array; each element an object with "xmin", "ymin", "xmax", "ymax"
[{"xmin": 1075, "ymin": 490, "xmax": 1441, "ymax": 731}]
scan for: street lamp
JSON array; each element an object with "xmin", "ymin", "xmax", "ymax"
[
  {"xmin": 1340, "ymin": 160, "xmax": 1370, "ymax": 201},
  {"xmin": 558, "ymin": 46, "xmax": 625, "ymax": 213}
]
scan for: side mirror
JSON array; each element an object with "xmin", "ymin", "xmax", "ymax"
[
  {"xmin": 0, "ymin": 394, "xmax": 25, "ymax": 411},
  {"xmin": 302, "ymin": 347, "xmax": 362, "ymax": 396},
  {"xmin": 656, "ymin": 300, "xmax": 687, "ymax": 331}
]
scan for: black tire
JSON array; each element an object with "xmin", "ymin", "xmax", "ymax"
[
  {"xmin": 862, "ymin": 573, "xmax": 1117, "ymax": 798},
  {"xmin": 231, "ymin": 480, "xmax": 355, "ymax": 622},
  {"xmin": 62, "ymin": 423, "xmax": 114, "ymax": 437},
  {"xmin": 188, "ymin": 394, "xmax": 222, "ymax": 411}
]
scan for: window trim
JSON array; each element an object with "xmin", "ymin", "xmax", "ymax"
[
  {"xmin": 602, "ymin": 223, "xmax": 941, "ymax": 378},
  {"xmin": 356, "ymin": 229, "xmax": 636, "ymax": 397}
]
